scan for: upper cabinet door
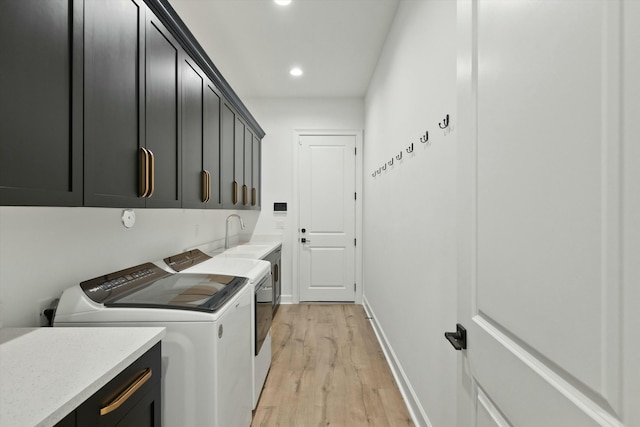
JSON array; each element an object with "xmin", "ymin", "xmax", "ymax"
[
  {"xmin": 234, "ymin": 118, "xmax": 247, "ymax": 209},
  {"xmin": 0, "ymin": 0, "xmax": 83, "ymax": 206},
  {"xmin": 145, "ymin": 13, "xmax": 181, "ymax": 208},
  {"xmin": 243, "ymin": 128, "xmax": 253, "ymax": 207},
  {"xmin": 83, "ymin": 0, "xmax": 146, "ymax": 208},
  {"xmin": 252, "ymin": 135, "xmax": 261, "ymax": 209},
  {"xmin": 203, "ymin": 83, "xmax": 222, "ymax": 209},
  {"xmin": 220, "ymin": 102, "xmax": 237, "ymax": 209},
  {"xmin": 181, "ymin": 57, "xmax": 206, "ymax": 209}
]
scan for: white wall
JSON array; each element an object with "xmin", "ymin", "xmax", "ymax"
[
  {"xmin": 243, "ymin": 97, "xmax": 364, "ymax": 303},
  {"xmin": 363, "ymin": 1, "xmax": 457, "ymax": 426},
  {"xmin": 0, "ymin": 207, "xmax": 258, "ymax": 327}
]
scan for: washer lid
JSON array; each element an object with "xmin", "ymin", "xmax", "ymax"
[
  {"xmin": 79, "ymin": 262, "xmax": 247, "ymax": 313},
  {"xmin": 105, "ymin": 273, "xmax": 248, "ymax": 313}
]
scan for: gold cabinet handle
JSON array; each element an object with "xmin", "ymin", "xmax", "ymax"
[
  {"xmin": 147, "ymin": 149, "xmax": 155, "ymax": 198},
  {"xmin": 139, "ymin": 148, "xmax": 150, "ymax": 197},
  {"xmin": 202, "ymin": 170, "xmax": 209, "ymax": 203},
  {"xmin": 100, "ymin": 368, "xmax": 152, "ymax": 416},
  {"xmin": 233, "ymin": 181, "xmax": 238, "ymax": 205},
  {"xmin": 251, "ymin": 187, "xmax": 257, "ymax": 206},
  {"xmin": 242, "ymin": 184, "xmax": 248, "ymax": 206}
]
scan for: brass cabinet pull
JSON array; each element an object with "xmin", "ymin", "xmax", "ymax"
[
  {"xmin": 139, "ymin": 148, "xmax": 150, "ymax": 197},
  {"xmin": 202, "ymin": 170, "xmax": 209, "ymax": 203},
  {"xmin": 100, "ymin": 368, "xmax": 152, "ymax": 416},
  {"xmin": 242, "ymin": 184, "xmax": 248, "ymax": 206},
  {"xmin": 251, "ymin": 187, "xmax": 257, "ymax": 206},
  {"xmin": 147, "ymin": 149, "xmax": 155, "ymax": 198},
  {"xmin": 233, "ymin": 181, "xmax": 238, "ymax": 205}
]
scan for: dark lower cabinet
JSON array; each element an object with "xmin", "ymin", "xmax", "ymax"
[
  {"xmin": 57, "ymin": 342, "xmax": 162, "ymax": 427},
  {"xmin": 0, "ymin": 0, "xmax": 83, "ymax": 206},
  {"xmin": 263, "ymin": 246, "xmax": 282, "ymax": 315}
]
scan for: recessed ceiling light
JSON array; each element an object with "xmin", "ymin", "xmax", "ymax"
[
  {"xmin": 274, "ymin": 0, "xmax": 291, "ymax": 6},
  {"xmin": 290, "ymin": 67, "xmax": 303, "ymax": 77}
]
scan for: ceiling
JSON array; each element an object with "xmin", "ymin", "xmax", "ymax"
[{"xmin": 168, "ymin": 0, "xmax": 400, "ymax": 99}]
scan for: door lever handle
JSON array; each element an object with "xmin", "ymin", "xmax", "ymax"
[
  {"xmin": 444, "ymin": 324, "xmax": 467, "ymax": 350},
  {"xmin": 301, "ymin": 238, "xmax": 311, "ymax": 243}
]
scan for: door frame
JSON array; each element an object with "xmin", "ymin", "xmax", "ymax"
[{"xmin": 291, "ymin": 129, "xmax": 363, "ymax": 304}]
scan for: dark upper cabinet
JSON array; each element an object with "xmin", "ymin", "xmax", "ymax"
[
  {"xmin": 182, "ymin": 57, "xmax": 222, "ymax": 209},
  {"xmin": 0, "ymin": 0, "xmax": 83, "ymax": 206},
  {"xmin": 221, "ymin": 102, "xmax": 237, "ymax": 209},
  {"xmin": 83, "ymin": 0, "xmax": 146, "ymax": 208},
  {"xmin": 243, "ymin": 127, "xmax": 253, "ymax": 208},
  {"xmin": 1, "ymin": 0, "xmax": 263, "ymax": 210},
  {"xmin": 145, "ymin": 12, "xmax": 182, "ymax": 208},
  {"xmin": 181, "ymin": 57, "xmax": 206, "ymax": 208},
  {"xmin": 84, "ymin": 0, "xmax": 181, "ymax": 208},
  {"xmin": 234, "ymin": 118, "xmax": 246, "ymax": 209},
  {"xmin": 203, "ymin": 83, "xmax": 222, "ymax": 209},
  {"xmin": 252, "ymin": 135, "xmax": 261, "ymax": 209}
]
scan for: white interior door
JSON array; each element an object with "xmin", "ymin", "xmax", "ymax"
[
  {"xmin": 456, "ymin": 1, "xmax": 639, "ymax": 426},
  {"xmin": 298, "ymin": 134, "xmax": 356, "ymax": 302}
]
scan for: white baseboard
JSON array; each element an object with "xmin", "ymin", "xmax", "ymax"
[{"xmin": 362, "ymin": 297, "xmax": 432, "ymax": 427}]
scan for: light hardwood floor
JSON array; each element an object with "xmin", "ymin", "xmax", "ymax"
[{"xmin": 251, "ymin": 304, "xmax": 414, "ymax": 427}]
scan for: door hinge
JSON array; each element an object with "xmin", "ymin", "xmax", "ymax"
[
  {"xmin": 355, "ymin": 147, "xmax": 357, "ymax": 155},
  {"xmin": 354, "ymin": 192, "xmax": 357, "ymax": 200},
  {"xmin": 354, "ymin": 283, "xmax": 356, "ymax": 292},
  {"xmin": 354, "ymin": 238, "xmax": 356, "ymax": 246}
]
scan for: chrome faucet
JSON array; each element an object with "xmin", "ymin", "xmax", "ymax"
[{"xmin": 225, "ymin": 214, "xmax": 245, "ymax": 249}]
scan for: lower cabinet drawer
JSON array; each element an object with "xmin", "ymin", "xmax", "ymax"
[{"xmin": 57, "ymin": 342, "xmax": 162, "ymax": 427}]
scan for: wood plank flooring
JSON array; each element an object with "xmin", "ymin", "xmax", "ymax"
[{"xmin": 251, "ymin": 304, "xmax": 414, "ymax": 427}]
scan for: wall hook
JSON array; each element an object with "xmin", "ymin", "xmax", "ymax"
[
  {"xmin": 377, "ymin": 167, "xmax": 382, "ymax": 174},
  {"xmin": 388, "ymin": 158, "xmax": 394, "ymax": 166},
  {"xmin": 406, "ymin": 143, "xmax": 414, "ymax": 153},
  {"xmin": 438, "ymin": 114, "xmax": 449, "ymax": 129},
  {"xmin": 420, "ymin": 131, "xmax": 429, "ymax": 143},
  {"xmin": 396, "ymin": 151, "xmax": 403, "ymax": 161},
  {"xmin": 382, "ymin": 163, "xmax": 387, "ymax": 171},
  {"xmin": 372, "ymin": 171, "xmax": 377, "ymax": 178}
]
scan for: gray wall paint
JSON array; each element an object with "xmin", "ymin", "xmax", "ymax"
[{"xmin": 363, "ymin": 1, "xmax": 457, "ymax": 425}]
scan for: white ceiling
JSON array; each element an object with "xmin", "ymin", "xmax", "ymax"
[{"xmin": 168, "ymin": 0, "xmax": 400, "ymax": 99}]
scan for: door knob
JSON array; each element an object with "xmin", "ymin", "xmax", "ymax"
[
  {"xmin": 444, "ymin": 324, "xmax": 467, "ymax": 350},
  {"xmin": 301, "ymin": 228, "xmax": 306, "ymax": 233}
]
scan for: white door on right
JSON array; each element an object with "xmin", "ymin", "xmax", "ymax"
[{"xmin": 457, "ymin": 1, "xmax": 640, "ymax": 426}]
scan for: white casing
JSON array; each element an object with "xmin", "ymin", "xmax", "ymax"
[{"xmin": 169, "ymin": 256, "xmax": 273, "ymax": 408}]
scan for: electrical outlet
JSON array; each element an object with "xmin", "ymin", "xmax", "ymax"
[{"xmin": 36, "ymin": 297, "xmax": 54, "ymax": 327}]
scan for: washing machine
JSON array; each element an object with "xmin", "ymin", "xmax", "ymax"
[
  {"xmin": 54, "ymin": 261, "xmax": 253, "ymax": 427},
  {"xmin": 160, "ymin": 249, "xmax": 272, "ymax": 409}
]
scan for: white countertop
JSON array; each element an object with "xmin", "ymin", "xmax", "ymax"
[
  {"xmin": 0, "ymin": 327, "xmax": 165, "ymax": 427},
  {"xmin": 193, "ymin": 235, "xmax": 282, "ymax": 259}
]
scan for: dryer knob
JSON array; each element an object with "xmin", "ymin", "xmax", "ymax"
[{"xmin": 218, "ymin": 324, "xmax": 223, "ymax": 338}]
